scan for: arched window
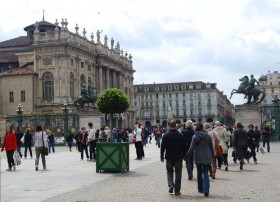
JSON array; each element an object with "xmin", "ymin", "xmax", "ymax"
[
  {"xmin": 88, "ymin": 77, "xmax": 92, "ymax": 84},
  {"xmin": 42, "ymin": 72, "xmax": 54, "ymax": 101},
  {"xmin": 70, "ymin": 73, "xmax": 74, "ymax": 99},
  {"xmin": 80, "ymin": 74, "xmax": 86, "ymax": 86}
]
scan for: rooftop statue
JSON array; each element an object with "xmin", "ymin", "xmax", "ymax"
[
  {"xmin": 230, "ymin": 75, "xmax": 265, "ymax": 104},
  {"xmin": 74, "ymin": 84, "xmax": 98, "ymax": 111}
]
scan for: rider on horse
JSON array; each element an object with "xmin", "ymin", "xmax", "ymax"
[
  {"xmin": 245, "ymin": 74, "xmax": 259, "ymax": 100},
  {"xmin": 81, "ymin": 84, "xmax": 89, "ymax": 102}
]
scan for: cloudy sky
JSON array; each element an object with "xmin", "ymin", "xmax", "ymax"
[{"xmin": 1, "ymin": 0, "xmax": 279, "ymax": 105}]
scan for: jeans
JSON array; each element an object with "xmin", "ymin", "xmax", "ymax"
[
  {"xmin": 263, "ymin": 138, "xmax": 270, "ymax": 152},
  {"xmin": 24, "ymin": 145, "xmax": 33, "ymax": 158},
  {"xmin": 166, "ymin": 159, "xmax": 183, "ymax": 192},
  {"xmin": 48, "ymin": 142, "xmax": 55, "ymax": 153},
  {"xmin": 249, "ymin": 145, "xmax": 257, "ymax": 162},
  {"xmin": 113, "ymin": 138, "xmax": 118, "ymax": 143},
  {"xmin": 6, "ymin": 150, "xmax": 15, "ymax": 168},
  {"xmin": 17, "ymin": 144, "xmax": 23, "ymax": 157},
  {"xmin": 156, "ymin": 137, "xmax": 161, "ymax": 148},
  {"xmin": 35, "ymin": 146, "xmax": 46, "ymax": 168},
  {"xmin": 89, "ymin": 140, "xmax": 96, "ymax": 159},
  {"xmin": 197, "ymin": 164, "xmax": 210, "ymax": 193},
  {"xmin": 186, "ymin": 156, "xmax": 194, "ymax": 179},
  {"xmin": 222, "ymin": 153, "xmax": 228, "ymax": 166},
  {"xmin": 216, "ymin": 156, "xmax": 223, "ymax": 168}
]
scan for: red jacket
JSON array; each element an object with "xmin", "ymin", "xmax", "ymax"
[{"xmin": 1, "ymin": 132, "xmax": 17, "ymax": 151}]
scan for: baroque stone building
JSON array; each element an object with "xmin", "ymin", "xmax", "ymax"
[
  {"xmin": 259, "ymin": 70, "xmax": 280, "ymax": 104},
  {"xmin": 133, "ymin": 82, "xmax": 235, "ymax": 127},
  {"xmin": 0, "ymin": 17, "xmax": 135, "ymax": 131}
]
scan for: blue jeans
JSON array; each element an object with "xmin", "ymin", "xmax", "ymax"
[
  {"xmin": 156, "ymin": 137, "xmax": 161, "ymax": 148},
  {"xmin": 48, "ymin": 142, "xmax": 55, "ymax": 153},
  {"xmin": 263, "ymin": 138, "xmax": 270, "ymax": 152},
  {"xmin": 166, "ymin": 159, "xmax": 183, "ymax": 193},
  {"xmin": 197, "ymin": 164, "xmax": 210, "ymax": 193},
  {"xmin": 17, "ymin": 144, "xmax": 23, "ymax": 157}
]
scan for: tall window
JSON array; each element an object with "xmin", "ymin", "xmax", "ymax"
[
  {"xmin": 42, "ymin": 72, "xmax": 54, "ymax": 101},
  {"xmin": 70, "ymin": 73, "xmax": 74, "ymax": 99},
  {"xmin": 88, "ymin": 77, "xmax": 92, "ymax": 84},
  {"xmin": 21, "ymin": 91, "xmax": 25, "ymax": 102},
  {"xmin": 43, "ymin": 58, "xmax": 52, "ymax": 65},
  {"xmin": 9, "ymin": 91, "xmax": 14, "ymax": 102}
]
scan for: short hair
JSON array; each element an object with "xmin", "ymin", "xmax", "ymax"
[
  {"xmin": 195, "ymin": 123, "xmax": 204, "ymax": 131},
  {"xmin": 236, "ymin": 122, "xmax": 243, "ymax": 129},
  {"xmin": 248, "ymin": 124, "xmax": 254, "ymax": 128},
  {"xmin": 185, "ymin": 120, "xmax": 193, "ymax": 129},
  {"xmin": 255, "ymin": 125, "xmax": 258, "ymax": 129},
  {"xmin": 203, "ymin": 123, "xmax": 211, "ymax": 130},
  {"xmin": 168, "ymin": 120, "xmax": 177, "ymax": 128},
  {"xmin": 88, "ymin": 122, "xmax": 93, "ymax": 127},
  {"xmin": 36, "ymin": 125, "xmax": 43, "ymax": 132},
  {"xmin": 215, "ymin": 121, "xmax": 221, "ymax": 126}
]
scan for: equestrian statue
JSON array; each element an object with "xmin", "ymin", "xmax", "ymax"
[
  {"xmin": 230, "ymin": 74, "xmax": 265, "ymax": 104},
  {"xmin": 74, "ymin": 84, "xmax": 98, "ymax": 111}
]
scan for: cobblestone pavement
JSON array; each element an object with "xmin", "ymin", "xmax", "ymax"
[{"xmin": 46, "ymin": 142, "xmax": 280, "ymax": 202}]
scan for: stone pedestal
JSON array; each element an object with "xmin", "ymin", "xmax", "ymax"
[
  {"xmin": 79, "ymin": 111, "xmax": 104, "ymax": 129},
  {"xmin": 235, "ymin": 104, "xmax": 261, "ymax": 128}
]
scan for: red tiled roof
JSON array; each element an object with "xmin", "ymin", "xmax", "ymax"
[
  {"xmin": 0, "ymin": 36, "xmax": 32, "ymax": 48},
  {"xmin": 0, "ymin": 52, "xmax": 18, "ymax": 63},
  {"xmin": 0, "ymin": 68, "xmax": 36, "ymax": 77}
]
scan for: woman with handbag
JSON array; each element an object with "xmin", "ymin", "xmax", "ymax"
[
  {"xmin": 34, "ymin": 125, "xmax": 48, "ymax": 171},
  {"xmin": 233, "ymin": 122, "xmax": 248, "ymax": 170},
  {"xmin": 1, "ymin": 126, "xmax": 17, "ymax": 171}
]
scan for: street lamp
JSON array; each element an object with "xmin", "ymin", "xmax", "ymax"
[
  {"xmin": 62, "ymin": 101, "xmax": 69, "ymax": 144},
  {"xmin": 16, "ymin": 104, "xmax": 23, "ymax": 127}
]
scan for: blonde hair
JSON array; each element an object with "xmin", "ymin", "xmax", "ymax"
[
  {"xmin": 203, "ymin": 123, "xmax": 211, "ymax": 130},
  {"xmin": 185, "ymin": 120, "xmax": 193, "ymax": 129}
]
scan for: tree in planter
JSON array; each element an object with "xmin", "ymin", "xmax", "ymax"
[{"xmin": 96, "ymin": 88, "xmax": 130, "ymax": 142}]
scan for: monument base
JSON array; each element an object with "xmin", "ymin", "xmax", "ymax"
[
  {"xmin": 235, "ymin": 104, "xmax": 261, "ymax": 128},
  {"xmin": 79, "ymin": 111, "xmax": 104, "ymax": 129}
]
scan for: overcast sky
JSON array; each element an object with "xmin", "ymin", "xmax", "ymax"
[{"xmin": 1, "ymin": 0, "xmax": 279, "ymax": 105}]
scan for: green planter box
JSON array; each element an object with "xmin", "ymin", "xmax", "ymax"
[{"xmin": 96, "ymin": 142, "xmax": 129, "ymax": 173}]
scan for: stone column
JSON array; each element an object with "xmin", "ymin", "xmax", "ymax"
[
  {"xmin": 99, "ymin": 66, "xmax": 103, "ymax": 92},
  {"xmin": 106, "ymin": 68, "xmax": 110, "ymax": 89},
  {"xmin": 112, "ymin": 70, "xmax": 116, "ymax": 88}
]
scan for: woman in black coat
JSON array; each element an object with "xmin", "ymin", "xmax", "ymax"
[
  {"xmin": 233, "ymin": 122, "xmax": 248, "ymax": 170},
  {"xmin": 24, "ymin": 129, "xmax": 33, "ymax": 158}
]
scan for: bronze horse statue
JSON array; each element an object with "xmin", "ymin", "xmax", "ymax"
[
  {"xmin": 74, "ymin": 85, "xmax": 98, "ymax": 111},
  {"xmin": 230, "ymin": 76, "xmax": 265, "ymax": 104}
]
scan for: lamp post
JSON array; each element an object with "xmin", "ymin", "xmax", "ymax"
[
  {"xmin": 62, "ymin": 101, "xmax": 69, "ymax": 142},
  {"xmin": 16, "ymin": 104, "xmax": 23, "ymax": 127},
  {"xmin": 272, "ymin": 95, "xmax": 280, "ymax": 140}
]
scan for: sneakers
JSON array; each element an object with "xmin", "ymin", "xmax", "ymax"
[
  {"xmin": 12, "ymin": 165, "xmax": 16, "ymax": 171},
  {"xmin": 168, "ymin": 185, "xmax": 174, "ymax": 193}
]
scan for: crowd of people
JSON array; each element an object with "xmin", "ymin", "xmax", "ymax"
[{"xmin": 160, "ymin": 120, "xmax": 273, "ymax": 197}]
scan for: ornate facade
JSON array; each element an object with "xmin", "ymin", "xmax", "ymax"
[
  {"xmin": 133, "ymin": 82, "xmax": 235, "ymax": 127},
  {"xmin": 0, "ymin": 18, "xmax": 135, "ymax": 131},
  {"xmin": 259, "ymin": 70, "xmax": 280, "ymax": 104}
]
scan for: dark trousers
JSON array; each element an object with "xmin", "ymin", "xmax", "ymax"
[
  {"xmin": 48, "ymin": 142, "xmax": 55, "ymax": 153},
  {"xmin": 186, "ymin": 156, "xmax": 194, "ymax": 179},
  {"xmin": 6, "ymin": 150, "xmax": 15, "ymax": 168},
  {"xmin": 217, "ymin": 156, "xmax": 223, "ymax": 168},
  {"xmin": 135, "ymin": 141, "xmax": 144, "ymax": 159},
  {"xmin": 222, "ymin": 153, "xmax": 228, "ymax": 166},
  {"xmin": 80, "ymin": 144, "xmax": 89, "ymax": 160},
  {"xmin": 24, "ymin": 145, "xmax": 33, "ymax": 158},
  {"xmin": 76, "ymin": 141, "xmax": 81, "ymax": 152},
  {"xmin": 249, "ymin": 145, "xmax": 257, "ymax": 162},
  {"xmin": 263, "ymin": 138, "xmax": 270, "ymax": 152},
  {"xmin": 17, "ymin": 144, "xmax": 23, "ymax": 157},
  {"xmin": 166, "ymin": 159, "xmax": 183, "ymax": 192},
  {"xmin": 89, "ymin": 140, "xmax": 97, "ymax": 159},
  {"xmin": 197, "ymin": 164, "xmax": 210, "ymax": 193}
]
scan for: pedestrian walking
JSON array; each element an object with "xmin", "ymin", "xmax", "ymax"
[
  {"xmin": 34, "ymin": 125, "xmax": 48, "ymax": 171},
  {"xmin": 16, "ymin": 127, "xmax": 24, "ymax": 158},
  {"xmin": 47, "ymin": 130, "xmax": 55, "ymax": 153},
  {"xmin": 66, "ymin": 129, "xmax": 74, "ymax": 152},
  {"xmin": 213, "ymin": 121, "xmax": 230, "ymax": 171},
  {"xmin": 24, "ymin": 129, "xmax": 33, "ymax": 159},
  {"xmin": 79, "ymin": 127, "xmax": 89, "ymax": 160},
  {"xmin": 247, "ymin": 124, "xmax": 258, "ymax": 164},
  {"xmin": 233, "ymin": 122, "xmax": 248, "ymax": 170},
  {"xmin": 262, "ymin": 126, "xmax": 271, "ymax": 152},
  {"xmin": 181, "ymin": 120, "xmax": 195, "ymax": 180},
  {"xmin": 155, "ymin": 125, "xmax": 163, "ymax": 148},
  {"xmin": 161, "ymin": 120, "xmax": 186, "ymax": 196},
  {"xmin": 134, "ymin": 122, "xmax": 144, "ymax": 160},
  {"xmin": 88, "ymin": 122, "xmax": 96, "ymax": 161},
  {"xmin": 185, "ymin": 122, "xmax": 215, "ymax": 197},
  {"xmin": 254, "ymin": 126, "xmax": 261, "ymax": 152},
  {"xmin": 1, "ymin": 126, "xmax": 17, "ymax": 171}
]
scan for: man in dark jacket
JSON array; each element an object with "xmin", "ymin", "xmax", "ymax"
[
  {"xmin": 181, "ymin": 120, "xmax": 195, "ymax": 180},
  {"xmin": 161, "ymin": 120, "xmax": 186, "ymax": 196},
  {"xmin": 24, "ymin": 129, "xmax": 33, "ymax": 158}
]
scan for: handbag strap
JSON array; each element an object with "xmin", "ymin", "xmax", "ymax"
[{"xmin": 42, "ymin": 131, "xmax": 45, "ymax": 147}]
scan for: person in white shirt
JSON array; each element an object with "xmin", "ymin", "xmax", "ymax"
[
  {"xmin": 134, "ymin": 122, "xmax": 144, "ymax": 160},
  {"xmin": 87, "ymin": 122, "xmax": 96, "ymax": 161}
]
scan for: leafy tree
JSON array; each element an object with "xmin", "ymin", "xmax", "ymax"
[{"xmin": 96, "ymin": 88, "xmax": 130, "ymax": 141}]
